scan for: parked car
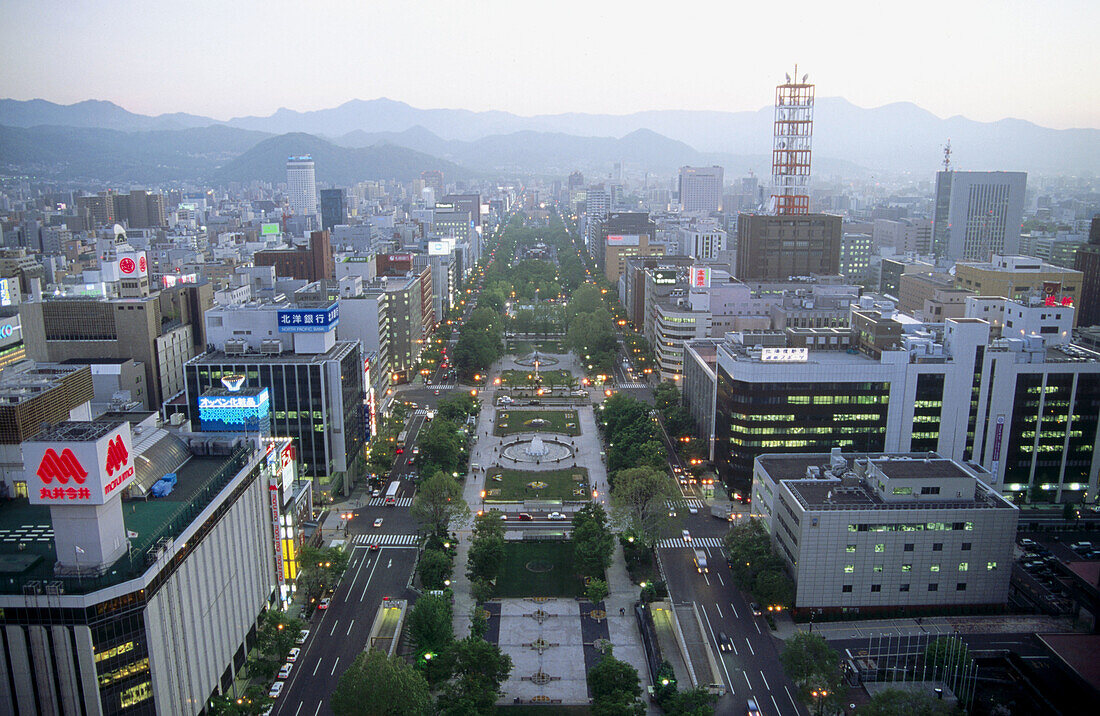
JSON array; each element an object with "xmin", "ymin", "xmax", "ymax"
[
  {"xmin": 287, "ymin": 648, "xmax": 300, "ymax": 662},
  {"xmin": 1019, "ymin": 538, "xmax": 1037, "ymax": 548},
  {"xmin": 278, "ymin": 662, "xmax": 292, "ymax": 679},
  {"xmin": 296, "ymin": 629, "xmax": 310, "ymax": 644},
  {"xmin": 318, "ymin": 598, "xmax": 330, "ymax": 610},
  {"xmin": 268, "ymin": 682, "xmax": 284, "ymax": 698}
]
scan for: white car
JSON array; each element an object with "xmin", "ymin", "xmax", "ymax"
[
  {"xmin": 287, "ymin": 647, "xmax": 300, "ymax": 662},
  {"xmin": 687, "ymin": 506, "xmax": 698, "ymax": 515},
  {"xmin": 547, "ymin": 511, "xmax": 567, "ymax": 520},
  {"xmin": 682, "ymin": 529, "xmax": 692, "ymax": 543},
  {"xmin": 268, "ymin": 681, "xmax": 284, "ymax": 698},
  {"xmin": 296, "ymin": 629, "xmax": 309, "ymax": 644},
  {"xmin": 373, "ymin": 518, "xmax": 384, "ymax": 528},
  {"xmin": 278, "ymin": 662, "xmax": 293, "ymax": 679}
]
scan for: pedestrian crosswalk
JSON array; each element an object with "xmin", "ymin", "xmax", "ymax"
[
  {"xmin": 352, "ymin": 533, "xmax": 420, "ymax": 546},
  {"xmin": 657, "ymin": 537, "xmax": 725, "ymax": 549},
  {"xmin": 427, "ymin": 383, "xmax": 458, "ymax": 390},
  {"xmin": 366, "ymin": 497, "xmax": 413, "ymax": 507},
  {"xmin": 667, "ymin": 498, "xmax": 704, "ymax": 509},
  {"xmin": 617, "ymin": 382, "xmax": 648, "ymax": 390},
  {"xmin": 412, "ymin": 409, "xmax": 427, "ymax": 417}
]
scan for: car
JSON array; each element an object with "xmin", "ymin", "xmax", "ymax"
[
  {"xmin": 1019, "ymin": 538, "xmax": 1037, "ymax": 548},
  {"xmin": 718, "ymin": 631, "xmax": 733, "ymax": 652},
  {"xmin": 395, "ymin": 447, "xmax": 404, "ymax": 454},
  {"xmin": 668, "ymin": 509, "xmax": 677, "ymax": 517},
  {"xmin": 296, "ymin": 629, "xmax": 309, "ymax": 644},
  {"xmin": 374, "ymin": 518, "xmax": 384, "ymax": 528},
  {"xmin": 547, "ymin": 512, "xmax": 567, "ymax": 520},
  {"xmin": 368, "ymin": 542, "xmax": 380, "ymax": 552},
  {"xmin": 318, "ymin": 598, "xmax": 330, "ymax": 610},
  {"xmin": 278, "ymin": 662, "xmax": 293, "ymax": 679},
  {"xmin": 371, "ymin": 488, "xmax": 381, "ymax": 497},
  {"xmin": 746, "ymin": 697, "xmax": 762, "ymax": 716},
  {"xmin": 682, "ymin": 529, "xmax": 692, "ymax": 543},
  {"xmin": 412, "ymin": 446, "xmax": 420, "ymax": 455},
  {"xmin": 268, "ymin": 681, "xmax": 284, "ymax": 698},
  {"xmin": 688, "ymin": 506, "xmax": 698, "ymax": 515},
  {"xmin": 750, "ymin": 603, "xmax": 763, "ymax": 617},
  {"xmin": 518, "ymin": 513, "xmax": 534, "ymax": 521},
  {"xmin": 434, "ymin": 390, "xmax": 440, "ymax": 395},
  {"xmin": 287, "ymin": 647, "xmax": 300, "ymax": 662}
]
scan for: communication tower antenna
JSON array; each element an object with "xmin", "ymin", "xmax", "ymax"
[
  {"xmin": 942, "ymin": 140, "xmax": 952, "ymax": 172},
  {"xmin": 770, "ymin": 66, "xmax": 814, "ymax": 215}
]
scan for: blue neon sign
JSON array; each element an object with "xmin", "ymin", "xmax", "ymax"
[
  {"xmin": 277, "ymin": 303, "xmax": 339, "ymax": 333},
  {"xmin": 199, "ymin": 388, "xmax": 271, "ymax": 432}
]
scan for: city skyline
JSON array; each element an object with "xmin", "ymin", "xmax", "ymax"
[{"xmin": 0, "ymin": 0, "xmax": 1097, "ymax": 130}]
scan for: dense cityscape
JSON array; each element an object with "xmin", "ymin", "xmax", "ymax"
[{"xmin": 1, "ymin": 4, "xmax": 1099, "ymax": 716}]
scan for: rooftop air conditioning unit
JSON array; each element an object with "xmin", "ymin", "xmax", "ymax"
[
  {"xmin": 260, "ymin": 339, "xmax": 282, "ymax": 355},
  {"xmin": 224, "ymin": 339, "xmax": 247, "ymax": 355}
]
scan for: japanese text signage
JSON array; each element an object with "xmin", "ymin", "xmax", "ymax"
[
  {"xmin": 24, "ymin": 423, "xmax": 136, "ymax": 505},
  {"xmin": 690, "ymin": 266, "xmax": 711, "ymax": 288},
  {"xmin": 652, "ymin": 269, "xmax": 677, "ymax": 285},
  {"xmin": 760, "ymin": 347, "xmax": 809, "ymax": 362},
  {"xmin": 277, "ymin": 303, "xmax": 340, "ymax": 333},
  {"xmin": 117, "ymin": 251, "xmax": 148, "ymax": 278}
]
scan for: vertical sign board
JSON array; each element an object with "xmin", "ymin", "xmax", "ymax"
[
  {"xmin": 23, "ymin": 423, "xmax": 136, "ymax": 505},
  {"xmin": 690, "ymin": 266, "xmax": 711, "ymax": 288},
  {"xmin": 990, "ymin": 415, "xmax": 1005, "ymax": 483},
  {"xmin": 117, "ymin": 251, "xmax": 148, "ymax": 278},
  {"xmin": 270, "ymin": 484, "xmax": 285, "ymax": 589}
]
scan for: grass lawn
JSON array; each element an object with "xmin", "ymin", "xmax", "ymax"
[
  {"xmin": 496, "ymin": 541, "xmax": 586, "ymax": 598},
  {"xmin": 484, "ymin": 467, "xmax": 590, "ymax": 502},
  {"xmin": 495, "ymin": 409, "xmax": 580, "ymax": 436},
  {"xmin": 499, "ymin": 369, "xmax": 575, "ymax": 388}
]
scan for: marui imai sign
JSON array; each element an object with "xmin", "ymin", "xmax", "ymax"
[{"xmin": 24, "ymin": 424, "xmax": 136, "ymax": 505}]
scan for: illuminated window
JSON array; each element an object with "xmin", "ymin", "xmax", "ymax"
[
  {"xmin": 958, "ymin": 562, "xmax": 969, "ymax": 572},
  {"xmin": 902, "ymin": 564, "xmax": 912, "ymax": 572},
  {"xmin": 844, "ymin": 565, "xmax": 854, "ymax": 573},
  {"xmin": 846, "ymin": 545, "xmax": 856, "ymax": 553},
  {"xmin": 930, "ymin": 564, "xmax": 940, "ymax": 572},
  {"xmin": 874, "ymin": 544, "xmax": 885, "ymax": 553}
]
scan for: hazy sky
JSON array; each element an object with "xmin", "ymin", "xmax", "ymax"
[{"xmin": 2, "ymin": 0, "xmax": 1097, "ymax": 129}]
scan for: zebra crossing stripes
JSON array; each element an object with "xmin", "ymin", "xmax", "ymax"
[
  {"xmin": 617, "ymin": 382, "xmax": 648, "ymax": 390},
  {"xmin": 666, "ymin": 498, "xmax": 704, "ymax": 509},
  {"xmin": 412, "ymin": 409, "xmax": 427, "ymax": 417},
  {"xmin": 657, "ymin": 536, "xmax": 724, "ymax": 549},
  {"xmin": 366, "ymin": 497, "xmax": 413, "ymax": 507},
  {"xmin": 352, "ymin": 533, "xmax": 420, "ymax": 546}
]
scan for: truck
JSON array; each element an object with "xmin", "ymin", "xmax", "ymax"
[
  {"xmin": 710, "ymin": 502, "xmax": 736, "ymax": 521},
  {"xmin": 383, "ymin": 481, "xmax": 400, "ymax": 506}
]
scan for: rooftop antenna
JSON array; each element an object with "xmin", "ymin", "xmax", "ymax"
[{"xmin": 942, "ymin": 140, "xmax": 952, "ymax": 172}]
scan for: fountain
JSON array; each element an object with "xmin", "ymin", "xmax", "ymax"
[{"xmin": 525, "ymin": 435, "xmax": 550, "ymax": 457}]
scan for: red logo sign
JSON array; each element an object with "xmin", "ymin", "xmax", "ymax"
[
  {"xmin": 138, "ymin": 255, "xmax": 147, "ymax": 272},
  {"xmin": 119, "ymin": 257, "xmax": 136, "ymax": 274},
  {"xmin": 105, "ymin": 435, "xmax": 129, "ymax": 476},
  {"xmin": 37, "ymin": 449, "xmax": 88, "ymax": 485},
  {"xmin": 1044, "ymin": 295, "xmax": 1074, "ymax": 307}
]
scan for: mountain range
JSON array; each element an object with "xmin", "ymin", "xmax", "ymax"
[{"xmin": 1, "ymin": 96, "xmax": 1096, "ymax": 180}]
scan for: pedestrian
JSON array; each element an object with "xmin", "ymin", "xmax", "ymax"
[{"xmin": 620, "ymin": 607, "xmax": 625, "ymax": 616}]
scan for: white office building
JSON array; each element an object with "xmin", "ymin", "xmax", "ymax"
[
  {"xmin": 932, "ymin": 171, "xmax": 1026, "ymax": 262},
  {"xmin": 286, "ymin": 155, "xmax": 318, "ymax": 218},
  {"xmin": 752, "ymin": 451, "xmax": 1018, "ymax": 615},
  {"xmin": 678, "ymin": 166, "xmax": 724, "ymax": 213}
]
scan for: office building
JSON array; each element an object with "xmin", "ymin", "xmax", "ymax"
[
  {"xmin": 0, "ymin": 416, "xmax": 296, "ymax": 714},
  {"xmin": 932, "ymin": 171, "xmax": 1026, "ymax": 261},
  {"xmin": 678, "ymin": 222, "xmax": 726, "ymax": 261},
  {"xmin": 678, "ymin": 166, "xmax": 723, "ymax": 213},
  {"xmin": 879, "ymin": 258, "xmax": 934, "ymax": 297},
  {"xmin": 873, "ymin": 219, "xmax": 932, "ymax": 255},
  {"xmin": 598, "ymin": 212, "xmax": 662, "ymax": 283},
  {"xmin": 1073, "ymin": 218, "xmax": 1100, "ymax": 327},
  {"xmin": 186, "ymin": 299, "xmax": 364, "ymax": 496},
  {"xmin": 751, "ymin": 451, "xmax": 1017, "ymax": 615},
  {"xmin": 76, "ymin": 190, "xmax": 167, "ymax": 229},
  {"xmin": 954, "ymin": 255, "xmax": 1083, "ymax": 325},
  {"xmin": 1019, "ymin": 233, "xmax": 1088, "ymax": 269},
  {"xmin": 18, "ymin": 284, "xmax": 213, "ymax": 408},
  {"xmin": 584, "ymin": 186, "xmax": 610, "ymax": 256},
  {"xmin": 711, "ymin": 307, "xmax": 1100, "ymax": 504},
  {"xmin": 319, "ymin": 188, "xmax": 347, "ymax": 231},
  {"xmin": 735, "ymin": 213, "xmax": 842, "ymax": 280},
  {"xmin": 839, "ymin": 233, "xmax": 873, "ymax": 284},
  {"xmin": 254, "ymin": 230, "xmax": 334, "ymax": 282},
  {"xmin": 683, "ymin": 339, "xmax": 721, "ymax": 459},
  {"xmin": 286, "ymin": 156, "xmax": 318, "ymax": 217},
  {"xmin": 897, "ymin": 272, "xmax": 958, "ymax": 315}
]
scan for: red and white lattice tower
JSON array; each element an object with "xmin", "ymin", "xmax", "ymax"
[{"xmin": 770, "ymin": 66, "xmax": 814, "ymax": 215}]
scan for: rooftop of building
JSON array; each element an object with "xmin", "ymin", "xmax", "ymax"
[
  {"xmin": 0, "ymin": 440, "xmax": 259, "ymax": 595},
  {"xmin": 1036, "ymin": 634, "xmax": 1100, "ymax": 695},
  {"xmin": 190, "ymin": 340, "xmax": 358, "ymax": 365},
  {"xmin": 957, "ymin": 254, "xmax": 1084, "ymax": 274},
  {"xmin": 29, "ymin": 419, "xmax": 120, "ymax": 443}
]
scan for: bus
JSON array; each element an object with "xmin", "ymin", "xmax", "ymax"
[
  {"xmin": 397, "ymin": 430, "xmax": 409, "ymax": 449},
  {"xmin": 383, "ymin": 481, "xmax": 400, "ymax": 506}
]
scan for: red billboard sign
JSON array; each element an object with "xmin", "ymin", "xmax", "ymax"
[{"xmin": 37, "ymin": 449, "xmax": 88, "ymax": 484}]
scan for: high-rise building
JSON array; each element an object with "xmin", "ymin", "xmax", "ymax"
[
  {"xmin": 872, "ymin": 219, "xmax": 932, "ymax": 255},
  {"xmin": 932, "ymin": 171, "xmax": 1026, "ymax": 261},
  {"xmin": 286, "ymin": 155, "xmax": 318, "ymax": 217},
  {"xmin": 1073, "ymin": 217, "xmax": 1100, "ymax": 328},
  {"xmin": 678, "ymin": 166, "xmax": 723, "ymax": 213},
  {"xmin": 584, "ymin": 185, "xmax": 610, "ymax": 256},
  {"xmin": 839, "ymin": 233, "xmax": 873, "ymax": 284},
  {"xmin": 319, "ymin": 188, "xmax": 347, "ymax": 231},
  {"xmin": 678, "ymin": 222, "xmax": 726, "ymax": 261},
  {"xmin": 735, "ymin": 213, "xmax": 842, "ymax": 280}
]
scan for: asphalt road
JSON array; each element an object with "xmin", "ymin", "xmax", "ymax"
[
  {"xmin": 271, "ymin": 546, "xmax": 419, "ymax": 716},
  {"xmin": 660, "ymin": 519, "xmax": 809, "ymax": 716}
]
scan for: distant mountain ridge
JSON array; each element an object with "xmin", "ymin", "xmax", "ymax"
[{"xmin": 1, "ymin": 95, "xmax": 1096, "ymax": 176}]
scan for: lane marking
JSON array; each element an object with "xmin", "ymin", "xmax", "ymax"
[
  {"xmin": 313, "ymin": 702, "xmax": 322, "ymax": 716},
  {"xmin": 755, "ymin": 620, "xmax": 762, "ymax": 634},
  {"xmin": 786, "ymin": 685, "xmax": 799, "ymax": 712},
  {"xmin": 312, "ymin": 660, "xmax": 321, "ymax": 676},
  {"xmin": 330, "ymin": 620, "xmax": 339, "ymax": 636},
  {"xmin": 360, "ymin": 550, "xmax": 382, "ymax": 602},
  {"xmin": 746, "ymin": 638, "xmax": 755, "ymax": 656},
  {"xmin": 330, "ymin": 657, "xmax": 340, "ymax": 676},
  {"xmin": 742, "ymin": 669, "xmax": 753, "ymax": 689},
  {"xmin": 714, "ymin": 603, "xmax": 722, "ymax": 618},
  {"xmin": 294, "ymin": 702, "xmax": 303, "ymax": 716},
  {"xmin": 759, "ymin": 670, "xmax": 770, "ymax": 690},
  {"xmin": 730, "ymin": 602, "xmax": 739, "ymax": 619},
  {"xmin": 771, "ymin": 694, "xmax": 782, "ymax": 716},
  {"xmin": 698, "ymin": 603, "xmax": 735, "ymax": 694},
  {"xmin": 716, "ymin": 573, "xmax": 724, "ymax": 586},
  {"xmin": 347, "ymin": 619, "xmax": 355, "ymax": 636}
]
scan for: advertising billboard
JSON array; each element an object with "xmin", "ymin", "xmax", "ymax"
[
  {"xmin": 0, "ymin": 277, "xmax": 14, "ymax": 306},
  {"xmin": 24, "ymin": 423, "xmax": 136, "ymax": 506},
  {"xmin": 198, "ymin": 388, "xmax": 271, "ymax": 432},
  {"xmin": 652, "ymin": 269, "xmax": 677, "ymax": 285},
  {"xmin": 261, "ymin": 222, "xmax": 281, "ymax": 235},
  {"xmin": 690, "ymin": 266, "xmax": 711, "ymax": 288},
  {"xmin": 606, "ymin": 234, "xmax": 641, "ymax": 246},
  {"xmin": 117, "ymin": 251, "xmax": 148, "ymax": 278},
  {"xmin": 428, "ymin": 241, "xmax": 450, "ymax": 256},
  {"xmin": 760, "ymin": 347, "xmax": 808, "ymax": 363},
  {"xmin": 277, "ymin": 303, "xmax": 340, "ymax": 333}
]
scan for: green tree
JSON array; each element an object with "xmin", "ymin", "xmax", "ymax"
[
  {"xmin": 586, "ymin": 577, "xmax": 609, "ymax": 604},
  {"xmin": 587, "ymin": 650, "xmax": 645, "ymax": 716},
  {"xmin": 246, "ymin": 609, "xmax": 307, "ymax": 678},
  {"xmin": 417, "ymin": 548, "xmax": 454, "ymax": 590},
  {"xmin": 437, "ymin": 636, "xmax": 513, "ymax": 715},
  {"xmin": 331, "ymin": 650, "xmax": 433, "ymax": 716},
  {"xmin": 780, "ymin": 632, "xmax": 847, "ymax": 710},
  {"xmin": 408, "ymin": 594, "xmax": 454, "ymax": 655},
  {"xmin": 437, "ymin": 392, "xmax": 479, "ymax": 423},
  {"xmin": 411, "ymin": 471, "xmax": 470, "ymax": 535},
  {"xmin": 661, "ymin": 687, "xmax": 718, "ymax": 716},
  {"xmin": 653, "ymin": 381, "xmax": 680, "ymax": 413},
  {"xmin": 1063, "ymin": 501, "xmax": 1078, "ymax": 525},
  {"xmin": 208, "ymin": 685, "xmax": 269, "ymax": 715},
  {"xmin": 857, "ymin": 688, "xmax": 961, "ymax": 716},
  {"xmin": 754, "ymin": 569, "xmax": 796, "ymax": 610},
  {"xmin": 573, "ymin": 502, "xmax": 615, "ymax": 578},
  {"xmin": 722, "ymin": 518, "xmax": 781, "ymax": 585},
  {"xmin": 610, "ymin": 466, "xmax": 681, "ymax": 548},
  {"xmin": 467, "ymin": 535, "xmax": 505, "ymax": 584}
]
